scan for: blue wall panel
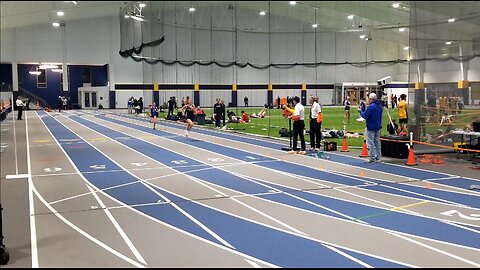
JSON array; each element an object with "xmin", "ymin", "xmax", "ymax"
[{"xmin": 18, "ymin": 64, "xmax": 62, "ymax": 108}]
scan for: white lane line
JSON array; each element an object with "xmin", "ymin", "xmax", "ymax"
[
  {"xmin": 84, "ymin": 114, "xmax": 427, "ymax": 267},
  {"xmin": 31, "ymin": 185, "xmax": 145, "ymax": 267},
  {"xmin": 93, "ymin": 119, "xmax": 368, "ymax": 231},
  {"xmin": 244, "ymin": 259, "xmax": 262, "ymax": 268},
  {"xmin": 6, "ymin": 174, "xmax": 30, "ymax": 179},
  {"xmin": 13, "ymin": 106, "xmax": 18, "ymax": 175},
  {"xmin": 334, "ymin": 188, "xmax": 417, "ymax": 215},
  {"xmin": 54, "ymin": 114, "xmax": 235, "ymax": 250},
  {"xmin": 120, "ymin": 113, "xmax": 480, "ymax": 216},
  {"xmin": 184, "ymin": 175, "xmax": 308, "ymax": 236},
  {"xmin": 48, "ymin": 161, "xmax": 271, "ymax": 206},
  {"xmin": 227, "ymin": 171, "xmax": 367, "ymax": 225},
  {"xmin": 323, "ymin": 245, "xmax": 373, "ymax": 268},
  {"xmin": 26, "ymin": 111, "xmax": 39, "ymax": 268},
  {"xmin": 423, "ymin": 176, "xmax": 461, "ymax": 182},
  {"xmin": 102, "ymin": 113, "xmax": 480, "ymax": 255},
  {"xmin": 94, "ymin": 114, "xmax": 345, "ymax": 190},
  {"xmin": 85, "ymin": 184, "xmax": 147, "ymax": 265},
  {"xmin": 388, "ymin": 232, "xmax": 480, "ymax": 267},
  {"xmin": 103, "ymin": 113, "xmax": 480, "ymax": 230},
  {"xmin": 55, "ymin": 115, "xmax": 280, "ymax": 268},
  {"xmin": 441, "ymin": 221, "xmax": 480, "ymax": 234},
  {"xmin": 78, "ymin": 115, "xmax": 318, "ymax": 235},
  {"xmin": 159, "ymin": 114, "xmax": 458, "ymax": 180},
  {"xmin": 112, "ymin": 113, "xmax": 420, "ymax": 181},
  {"xmin": 335, "ymin": 169, "xmax": 480, "ymax": 198},
  {"xmin": 36, "ymin": 112, "xmax": 146, "ymax": 266}
]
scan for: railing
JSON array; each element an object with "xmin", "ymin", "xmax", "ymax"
[{"xmin": 17, "ymin": 86, "xmax": 48, "ymax": 109}]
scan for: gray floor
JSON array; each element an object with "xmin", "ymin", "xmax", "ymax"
[{"xmin": 1, "ymin": 110, "xmax": 479, "ymax": 267}]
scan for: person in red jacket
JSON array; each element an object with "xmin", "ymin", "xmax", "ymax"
[{"xmin": 241, "ymin": 110, "xmax": 249, "ymax": 123}]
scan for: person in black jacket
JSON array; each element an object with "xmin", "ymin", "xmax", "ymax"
[
  {"xmin": 133, "ymin": 98, "xmax": 139, "ymax": 114},
  {"xmin": 138, "ymin": 97, "xmax": 143, "ymax": 115},
  {"xmin": 58, "ymin": 96, "xmax": 63, "ymax": 112},
  {"xmin": 213, "ymin": 99, "xmax": 223, "ymax": 128},
  {"xmin": 167, "ymin": 96, "xmax": 177, "ymax": 117}
]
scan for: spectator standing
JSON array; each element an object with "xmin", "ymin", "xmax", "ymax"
[
  {"xmin": 286, "ymin": 96, "xmax": 306, "ymax": 154},
  {"xmin": 309, "ymin": 96, "xmax": 322, "ymax": 151},
  {"xmin": 16, "ymin": 97, "xmax": 25, "ymax": 120},
  {"xmin": 358, "ymin": 93, "xmax": 383, "ymax": 163}
]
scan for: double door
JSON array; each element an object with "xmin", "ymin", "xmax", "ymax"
[{"xmin": 82, "ymin": 92, "xmax": 97, "ymax": 109}]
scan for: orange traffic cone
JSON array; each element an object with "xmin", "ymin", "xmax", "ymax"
[
  {"xmin": 360, "ymin": 140, "xmax": 369, "ymax": 157},
  {"xmin": 406, "ymin": 147, "xmax": 417, "ymax": 166},
  {"xmin": 340, "ymin": 137, "xmax": 349, "ymax": 152}
]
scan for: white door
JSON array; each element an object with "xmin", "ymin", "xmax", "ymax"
[{"xmin": 82, "ymin": 91, "xmax": 98, "ymax": 109}]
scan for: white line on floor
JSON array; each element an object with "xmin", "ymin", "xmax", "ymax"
[
  {"xmin": 26, "ymin": 111, "xmax": 39, "ymax": 268},
  {"xmin": 35, "ymin": 112, "xmax": 146, "ymax": 267},
  {"xmin": 6, "ymin": 174, "xmax": 30, "ymax": 179},
  {"xmin": 85, "ymin": 184, "xmax": 147, "ymax": 265}
]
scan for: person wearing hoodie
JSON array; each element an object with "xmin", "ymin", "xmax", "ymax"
[{"xmin": 358, "ymin": 93, "xmax": 383, "ymax": 163}]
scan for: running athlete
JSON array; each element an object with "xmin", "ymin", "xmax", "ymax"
[
  {"xmin": 150, "ymin": 102, "xmax": 159, "ymax": 130},
  {"xmin": 181, "ymin": 97, "xmax": 195, "ymax": 138}
]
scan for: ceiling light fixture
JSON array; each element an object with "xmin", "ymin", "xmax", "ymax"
[
  {"xmin": 57, "ymin": 11, "xmax": 64, "ymax": 16},
  {"xmin": 259, "ymin": 11, "xmax": 266, "ymax": 16},
  {"xmin": 289, "ymin": 1, "xmax": 296, "ymax": 5},
  {"xmin": 52, "ymin": 22, "xmax": 60, "ymax": 27},
  {"xmin": 312, "ymin": 24, "xmax": 318, "ymax": 28},
  {"xmin": 39, "ymin": 64, "xmax": 59, "ymax": 69},
  {"xmin": 448, "ymin": 18, "xmax": 455, "ymax": 23},
  {"xmin": 446, "ymin": 41, "xmax": 452, "ymax": 45},
  {"xmin": 347, "ymin": 15, "xmax": 354, "ymax": 20},
  {"xmin": 71, "ymin": 1, "xmax": 77, "ymax": 4},
  {"xmin": 399, "ymin": 27, "xmax": 406, "ymax": 32},
  {"xmin": 189, "ymin": 7, "xmax": 196, "ymax": 12},
  {"xmin": 403, "ymin": 46, "xmax": 409, "ymax": 50},
  {"xmin": 130, "ymin": 15, "xmax": 144, "ymax": 21},
  {"xmin": 392, "ymin": 3, "xmax": 400, "ymax": 8},
  {"xmin": 29, "ymin": 70, "xmax": 41, "ymax": 75},
  {"xmin": 359, "ymin": 34, "xmax": 366, "ymax": 39}
]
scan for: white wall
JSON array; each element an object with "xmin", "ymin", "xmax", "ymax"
[
  {"xmin": 237, "ymin": 90, "xmax": 267, "ymax": 107},
  {"xmin": 78, "ymin": 86, "xmax": 109, "ymax": 109},
  {"xmin": 115, "ymin": 90, "xmax": 153, "ymax": 109}
]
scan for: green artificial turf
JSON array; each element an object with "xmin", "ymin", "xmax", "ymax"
[{"xmin": 149, "ymin": 106, "xmax": 402, "ymax": 148}]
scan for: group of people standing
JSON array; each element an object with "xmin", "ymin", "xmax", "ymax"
[
  {"xmin": 282, "ymin": 96, "xmax": 323, "ymax": 154},
  {"xmin": 57, "ymin": 96, "xmax": 68, "ymax": 112},
  {"xmin": 127, "ymin": 97, "xmax": 144, "ymax": 115},
  {"xmin": 213, "ymin": 99, "xmax": 226, "ymax": 128}
]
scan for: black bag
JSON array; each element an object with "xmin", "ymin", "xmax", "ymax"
[
  {"xmin": 279, "ymin": 127, "xmax": 292, "ymax": 137},
  {"xmin": 324, "ymin": 142, "xmax": 337, "ymax": 151},
  {"xmin": 473, "ymin": 121, "xmax": 480, "ymax": 132}
]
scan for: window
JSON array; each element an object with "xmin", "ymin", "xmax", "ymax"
[
  {"xmin": 82, "ymin": 67, "xmax": 91, "ymax": 83},
  {"xmin": 37, "ymin": 69, "xmax": 47, "ymax": 88}
]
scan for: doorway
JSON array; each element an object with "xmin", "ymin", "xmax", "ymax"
[{"xmin": 81, "ymin": 91, "xmax": 98, "ymax": 109}]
